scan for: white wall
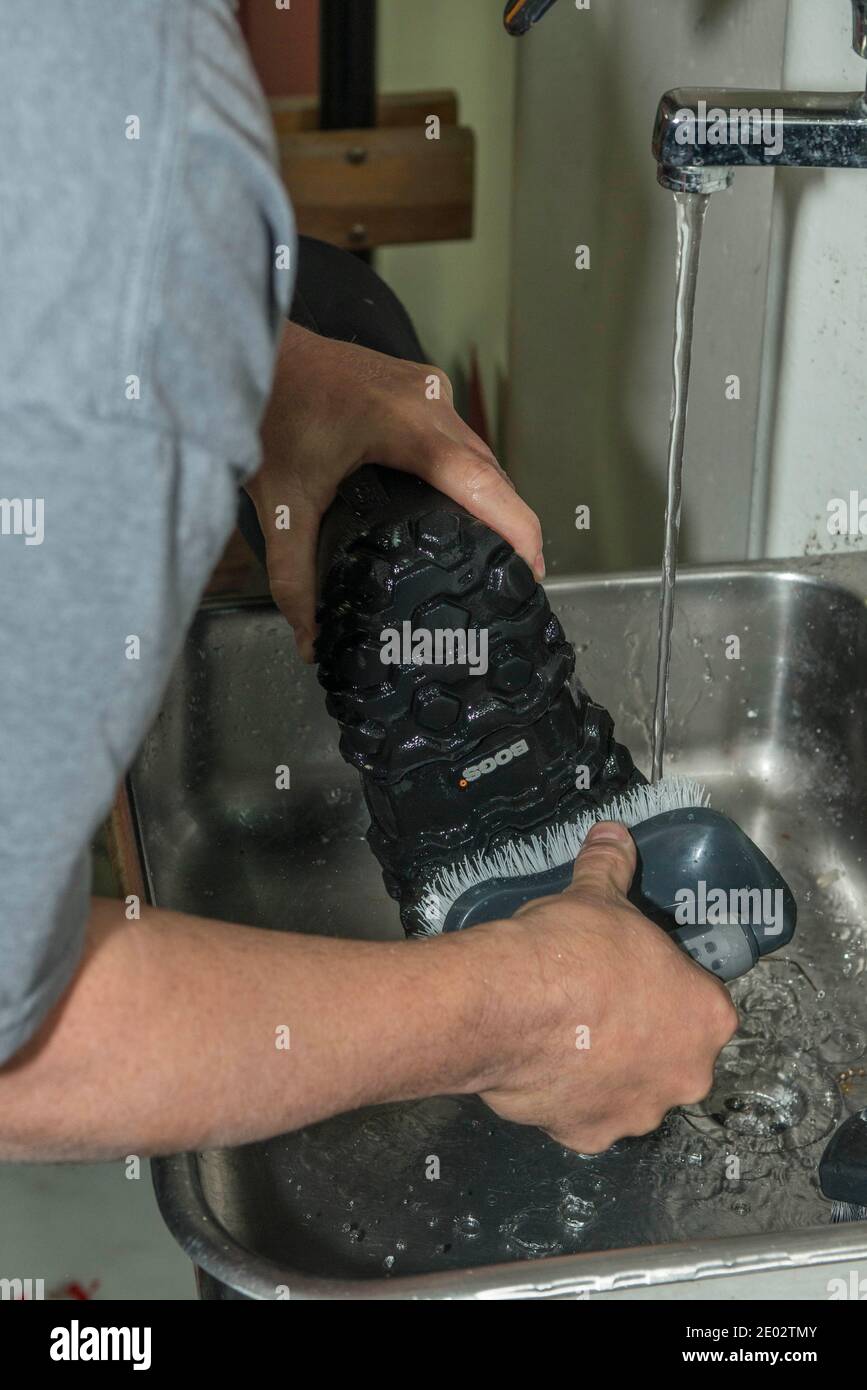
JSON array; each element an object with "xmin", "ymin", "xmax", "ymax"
[
  {"xmin": 506, "ymin": 0, "xmax": 867, "ymax": 572},
  {"xmin": 505, "ymin": 0, "xmax": 790, "ymax": 574},
  {"xmin": 757, "ymin": 0, "xmax": 867, "ymax": 559}
]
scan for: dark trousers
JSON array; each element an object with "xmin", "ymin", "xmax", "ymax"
[{"xmin": 236, "ymin": 237, "xmax": 426, "ymax": 564}]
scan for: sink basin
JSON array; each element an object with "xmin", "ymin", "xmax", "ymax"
[{"xmin": 132, "ymin": 554, "xmax": 867, "ymax": 1299}]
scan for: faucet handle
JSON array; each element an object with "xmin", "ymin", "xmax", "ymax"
[
  {"xmin": 854, "ymin": 0, "xmax": 867, "ymax": 59},
  {"xmin": 503, "ymin": 0, "xmax": 561, "ymax": 35}
]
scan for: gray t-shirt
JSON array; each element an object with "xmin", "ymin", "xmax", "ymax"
[{"xmin": 0, "ymin": 0, "xmax": 296, "ymax": 1062}]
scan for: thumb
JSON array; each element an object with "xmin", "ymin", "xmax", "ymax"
[{"xmin": 568, "ymin": 821, "xmax": 637, "ymax": 899}]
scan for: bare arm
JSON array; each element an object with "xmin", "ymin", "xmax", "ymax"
[
  {"xmin": 0, "ymin": 896, "xmax": 495, "ymax": 1162},
  {"xmin": 0, "ymin": 827, "xmax": 737, "ymax": 1163}
]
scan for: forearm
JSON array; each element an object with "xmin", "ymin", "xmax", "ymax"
[{"xmin": 0, "ymin": 897, "xmax": 499, "ymax": 1162}]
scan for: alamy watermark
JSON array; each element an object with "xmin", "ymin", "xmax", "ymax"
[
  {"xmin": 0, "ymin": 497, "xmax": 44, "ymax": 545},
  {"xmin": 0, "ymin": 1276, "xmax": 45, "ymax": 1299},
  {"xmin": 49, "ymin": 1319, "xmax": 151, "ymax": 1370},
  {"xmin": 380, "ymin": 621, "xmax": 489, "ymax": 676},
  {"xmin": 674, "ymin": 101, "xmax": 785, "ymax": 157},
  {"xmin": 827, "ymin": 1270, "xmax": 867, "ymax": 1300},
  {"xmin": 675, "ymin": 881, "xmax": 784, "ymax": 936},
  {"xmin": 827, "ymin": 490, "xmax": 867, "ymax": 538}
]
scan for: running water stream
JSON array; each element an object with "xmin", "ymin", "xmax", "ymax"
[{"xmin": 650, "ymin": 192, "xmax": 711, "ymax": 782}]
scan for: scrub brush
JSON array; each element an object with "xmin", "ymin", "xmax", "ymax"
[
  {"xmin": 418, "ymin": 773, "xmax": 796, "ymax": 983},
  {"xmin": 820, "ymin": 1110, "xmax": 867, "ymax": 1222}
]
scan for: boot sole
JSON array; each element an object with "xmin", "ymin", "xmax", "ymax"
[{"xmin": 316, "ymin": 467, "xmax": 640, "ymax": 933}]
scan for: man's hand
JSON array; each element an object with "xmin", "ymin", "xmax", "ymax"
[
  {"xmin": 468, "ymin": 822, "xmax": 739, "ymax": 1152},
  {"xmin": 247, "ymin": 321, "xmax": 545, "ymax": 661}
]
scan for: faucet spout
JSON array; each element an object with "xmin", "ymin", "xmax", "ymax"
[
  {"xmin": 655, "ymin": 2, "xmax": 867, "ymax": 193},
  {"xmin": 653, "ymin": 88, "xmax": 867, "ymax": 193}
]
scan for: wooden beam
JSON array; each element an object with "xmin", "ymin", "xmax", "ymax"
[
  {"xmin": 277, "ymin": 124, "xmax": 475, "ymax": 250},
  {"xmin": 269, "ymin": 90, "xmax": 459, "ymax": 136}
]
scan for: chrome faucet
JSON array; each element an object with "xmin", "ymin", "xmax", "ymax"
[{"xmin": 654, "ymin": 0, "xmax": 867, "ymax": 193}]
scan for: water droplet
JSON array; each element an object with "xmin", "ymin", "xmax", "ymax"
[{"xmin": 454, "ymin": 1213, "xmax": 481, "ymax": 1238}]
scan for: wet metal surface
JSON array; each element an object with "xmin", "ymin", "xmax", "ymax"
[{"xmin": 134, "ymin": 556, "xmax": 867, "ymax": 1297}]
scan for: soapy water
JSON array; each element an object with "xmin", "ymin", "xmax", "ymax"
[
  {"xmin": 248, "ymin": 900, "xmax": 867, "ymax": 1279},
  {"xmin": 500, "ymin": 1174, "xmax": 617, "ymax": 1257},
  {"xmin": 684, "ymin": 1039, "xmax": 841, "ymax": 1154}
]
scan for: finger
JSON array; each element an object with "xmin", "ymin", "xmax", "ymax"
[
  {"xmin": 453, "ymin": 430, "xmax": 518, "ymax": 494},
  {"xmin": 260, "ymin": 495, "xmax": 320, "ymax": 661},
  {"xmin": 386, "ymin": 434, "xmax": 545, "ymax": 581},
  {"xmin": 548, "ymin": 1126, "xmax": 618, "ymax": 1156},
  {"xmin": 568, "ymin": 821, "xmax": 637, "ymax": 899}
]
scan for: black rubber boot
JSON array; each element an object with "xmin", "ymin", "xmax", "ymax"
[
  {"xmin": 315, "ymin": 464, "xmax": 642, "ymax": 934},
  {"xmin": 239, "ymin": 237, "xmax": 643, "ymax": 935}
]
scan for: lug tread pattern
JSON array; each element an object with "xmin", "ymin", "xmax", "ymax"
[{"xmin": 315, "ymin": 470, "xmax": 641, "ymax": 932}]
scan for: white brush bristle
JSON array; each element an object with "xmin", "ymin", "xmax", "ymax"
[
  {"xmin": 831, "ymin": 1201, "xmax": 867, "ymax": 1224},
  {"xmin": 417, "ymin": 774, "xmax": 710, "ymax": 936}
]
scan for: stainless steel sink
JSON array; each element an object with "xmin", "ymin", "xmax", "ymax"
[{"xmin": 131, "ymin": 553, "xmax": 867, "ymax": 1299}]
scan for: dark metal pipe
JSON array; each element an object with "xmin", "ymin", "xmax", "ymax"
[{"xmin": 319, "ymin": 0, "xmax": 376, "ymax": 131}]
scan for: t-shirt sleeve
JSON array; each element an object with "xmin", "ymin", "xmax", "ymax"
[{"xmin": 0, "ymin": 426, "xmax": 246, "ymax": 1064}]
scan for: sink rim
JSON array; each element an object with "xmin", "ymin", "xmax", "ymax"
[{"xmin": 146, "ymin": 550, "xmax": 867, "ymax": 1299}]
